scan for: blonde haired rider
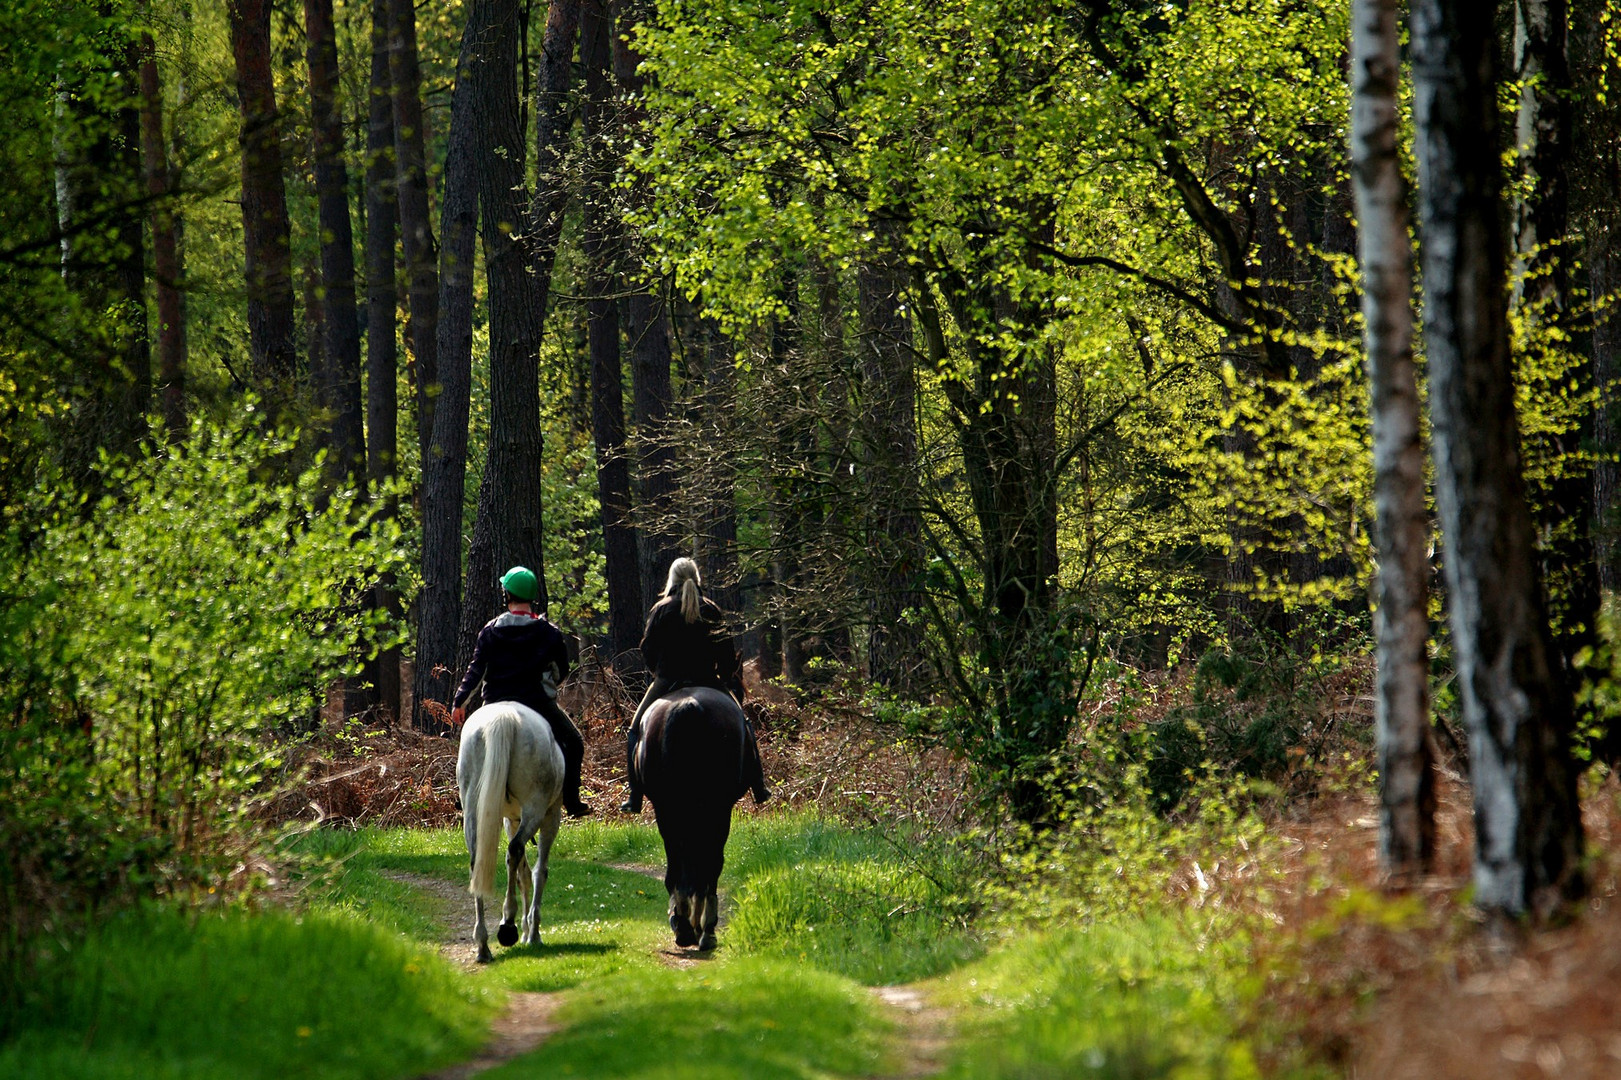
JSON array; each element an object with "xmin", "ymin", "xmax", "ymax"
[{"xmin": 620, "ymin": 557, "xmax": 770, "ymax": 813}]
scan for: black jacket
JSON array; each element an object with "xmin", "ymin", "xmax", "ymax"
[
  {"xmin": 640, "ymin": 595, "xmax": 742, "ymax": 694},
  {"xmin": 453, "ymin": 611, "xmax": 570, "ymax": 715}
]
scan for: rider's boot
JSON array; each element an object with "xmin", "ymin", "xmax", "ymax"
[
  {"xmin": 563, "ymin": 749, "xmax": 593, "ymax": 817},
  {"xmin": 620, "ymin": 715, "xmax": 645, "ymax": 813}
]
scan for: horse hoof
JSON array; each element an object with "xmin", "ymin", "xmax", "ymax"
[
  {"xmin": 476, "ymin": 947, "xmax": 493, "ymax": 964},
  {"xmin": 497, "ymin": 922, "xmax": 518, "ymax": 947},
  {"xmin": 673, "ymin": 926, "xmax": 699, "ymax": 948},
  {"xmin": 698, "ymin": 933, "xmax": 718, "ymax": 952}
]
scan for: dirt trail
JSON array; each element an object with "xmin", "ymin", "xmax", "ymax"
[
  {"xmin": 385, "ymin": 871, "xmax": 566, "ymax": 1080},
  {"xmin": 870, "ymin": 985, "xmax": 954, "ymax": 1080}
]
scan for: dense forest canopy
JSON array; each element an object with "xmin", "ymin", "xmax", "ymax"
[{"xmin": 2, "ymin": 0, "xmax": 1619, "ymax": 983}]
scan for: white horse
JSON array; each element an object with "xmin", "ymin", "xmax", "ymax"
[{"xmin": 456, "ymin": 701, "xmax": 565, "ymax": 963}]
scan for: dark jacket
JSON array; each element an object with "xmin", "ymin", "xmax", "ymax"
[
  {"xmin": 453, "ymin": 611, "xmax": 570, "ymax": 715},
  {"xmin": 640, "ymin": 595, "xmax": 743, "ymax": 696}
]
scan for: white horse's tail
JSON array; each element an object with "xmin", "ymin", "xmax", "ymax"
[{"xmin": 470, "ymin": 709, "xmax": 514, "ymax": 900}]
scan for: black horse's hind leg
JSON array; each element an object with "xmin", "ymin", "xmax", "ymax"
[{"xmin": 697, "ymin": 887, "xmax": 719, "ymax": 952}]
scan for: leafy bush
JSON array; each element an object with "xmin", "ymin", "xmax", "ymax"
[
  {"xmin": 1141, "ymin": 620, "xmax": 1370, "ymax": 809},
  {"xmin": 0, "ymin": 412, "xmax": 407, "ymax": 1023}
]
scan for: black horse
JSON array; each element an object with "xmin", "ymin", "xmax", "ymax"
[{"xmin": 637, "ymin": 685, "xmax": 751, "ymax": 951}]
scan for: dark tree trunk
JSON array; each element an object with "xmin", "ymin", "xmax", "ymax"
[
  {"xmin": 306, "ymin": 0, "xmax": 364, "ymax": 479},
  {"xmin": 453, "ymin": 0, "xmax": 582, "ymax": 677},
  {"xmin": 699, "ymin": 318, "xmax": 743, "ymax": 619},
  {"xmin": 229, "ymin": 0, "xmax": 297, "ymax": 391},
  {"xmin": 1412, "ymin": 0, "xmax": 1585, "ymax": 917},
  {"xmin": 626, "ymin": 291, "xmax": 679, "ymax": 612},
  {"xmin": 365, "ymin": 0, "xmax": 401, "ymax": 723},
  {"xmin": 582, "ymin": 0, "xmax": 642, "ymax": 666},
  {"xmin": 414, "ymin": 0, "xmax": 496, "ymax": 729},
  {"xmin": 1514, "ymin": 0, "xmax": 1601, "ymax": 740},
  {"xmin": 770, "ymin": 274, "xmax": 812, "ymax": 685},
  {"xmin": 387, "ymin": 0, "xmax": 438, "ymax": 465},
  {"xmin": 613, "ymin": 14, "xmax": 679, "ymax": 613},
  {"xmin": 138, "ymin": 24, "xmax": 186, "ymax": 439},
  {"xmin": 856, "ymin": 246, "xmax": 923, "ymax": 691},
  {"xmin": 1352, "ymin": 0, "xmax": 1436, "ymax": 875}
]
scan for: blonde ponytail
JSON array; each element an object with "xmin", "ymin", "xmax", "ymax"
[{"xmin": 662, "ymin": 557, "xmax": 704, "ymax": 623}]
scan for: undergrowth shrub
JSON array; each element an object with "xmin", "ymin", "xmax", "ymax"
[
  {"xmin": 1140, "ymin": 616, "xmax": 1371, "ymax": 808},
  {"xmin": 0, "ymin": 412, "xmax": 407, "ymax": 1029}
]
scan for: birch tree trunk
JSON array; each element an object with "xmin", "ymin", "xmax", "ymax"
[
  {"xmin": 1351, "ymin": 0, "xmax": 1436, "ymax": 876},
  {"xmin": 1412, "ymin": 0, "xmax": 1585, "ymax": 917}
]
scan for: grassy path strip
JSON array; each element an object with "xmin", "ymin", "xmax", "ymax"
[{"xmin": 317, "ymin": 818, "xmax": 923, "ymax": 1080}]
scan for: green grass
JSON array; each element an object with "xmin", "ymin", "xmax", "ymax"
[
  {"xmin": 1, "ymin": 814, "xmax": 1303, "ymax": 1080},
  {"xmin": 0, "ymin": 904, "xmax": 492, "ymax": 1080},
  {"xmin": 482, "ymin": 958, "xmax": 895, "ymax": 1080},
  {"xmin": 930, "ymin": 916, "xmax": 1266, "ymax": 1080}
]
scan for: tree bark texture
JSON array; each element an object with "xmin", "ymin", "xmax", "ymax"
[
  {"xmin": 1351, "ymin": 0, "xmax": 1436, "ymax": 875},
  {"xmin": 306, "ymin": 0, "xmax": 364, "ymax": 480},
  {"xmin": 699, "ymin": 318, "xmax": 743, "ymax": 619},
  {"xmin": 582, "ymin": 0, "xmax": 642, "ymax": 667},
  {"xmin": 613, "ymin": 16, "xmax": 680, "ymax": 613},
  {"xmin": 1412, "ymin": 0, "xmax": 1585, "ymax": 917},
  {"xmin": 474, "ymin": 0, "xmax": 549, "ymax": 606},
  {"xmin": 228, "ymin": 0, "xmax": 297, "ymax": 390},
  {"xmin": 364, "ymin": 0, "xmax": 402, "ymax": 722},
  {"xmin": 626, "ymin": 291, "xmax": 680, "ymax": 612},
  {"xmin": 448, "ymin": 0, "xmax": 582, "ymax": 689},
  {"xmin": 387, "ymin": 0, "xmax": 438, "ymax": 465},
  {"xmin": 413, "ymin": 0, "xmax": 492, "ymax": 729},
  {"xmin": 856, "ymin": 246, "xmax": 923, "ymax": 691},
  {"xmin": 138, "ymin": 25, "xmax": 185, "ymax": 439}
]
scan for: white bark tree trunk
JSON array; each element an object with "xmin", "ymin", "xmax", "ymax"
[{"xmin": 1351, "ymin": 0, "xmax": 1436, "ymax": 876}]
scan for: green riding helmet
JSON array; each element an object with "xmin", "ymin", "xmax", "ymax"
[{"xmin": 500, "ymin": 566, "xmax": 539, "ymax": 602}]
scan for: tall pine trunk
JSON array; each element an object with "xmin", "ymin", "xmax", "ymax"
[
  {"xmin": 387, "ymin": 0, "xmax": 438, "ymax": 465},
  {"xmin": 1412, "ymin": 0, "xmax": 1585, "ymax": 917},
  {"xmin": 614, "ymin": 19, "xmax": 679, "ymax": 612},
  {"xmin": 365, "ymin": 0, "xmax": 402, "ymax": 723},
  {"xmin": 414, "ymin": 0, "xmax": 493, "ymax": 728},
  {"xmin": 228, "ymin": 0, "xmax": 297, "ymax": 391},
  {"xmin": 306, "ymin": 0, "xmax": 364, "ymax": 479},
  {"xmin": 582, "ymin": 0, "xmax": 642, "ymax": 667},
  {"xmin": 451, "ymin": 0, "xmax": 582, "ymax": 685},
  {"xmin": 1351, "ymin": 0, "xmax": 1436, "ymax": 875}
]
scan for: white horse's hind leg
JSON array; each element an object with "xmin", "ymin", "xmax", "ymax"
[
  {"xmin": 497, "ymin": 816, "xmax": 523, "ymax": 948},
  {"xmin": 523, "ymin": 804, "xmax": 563, "ymax": 945},
  {"xmin": 473, "ymin": 896, "xmax": 493, "ymax": 963}
]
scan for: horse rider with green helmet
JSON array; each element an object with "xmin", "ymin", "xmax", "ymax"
[{"xmin": 450, "ymin": 566, "xmax": 593, "ymax": 817}]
